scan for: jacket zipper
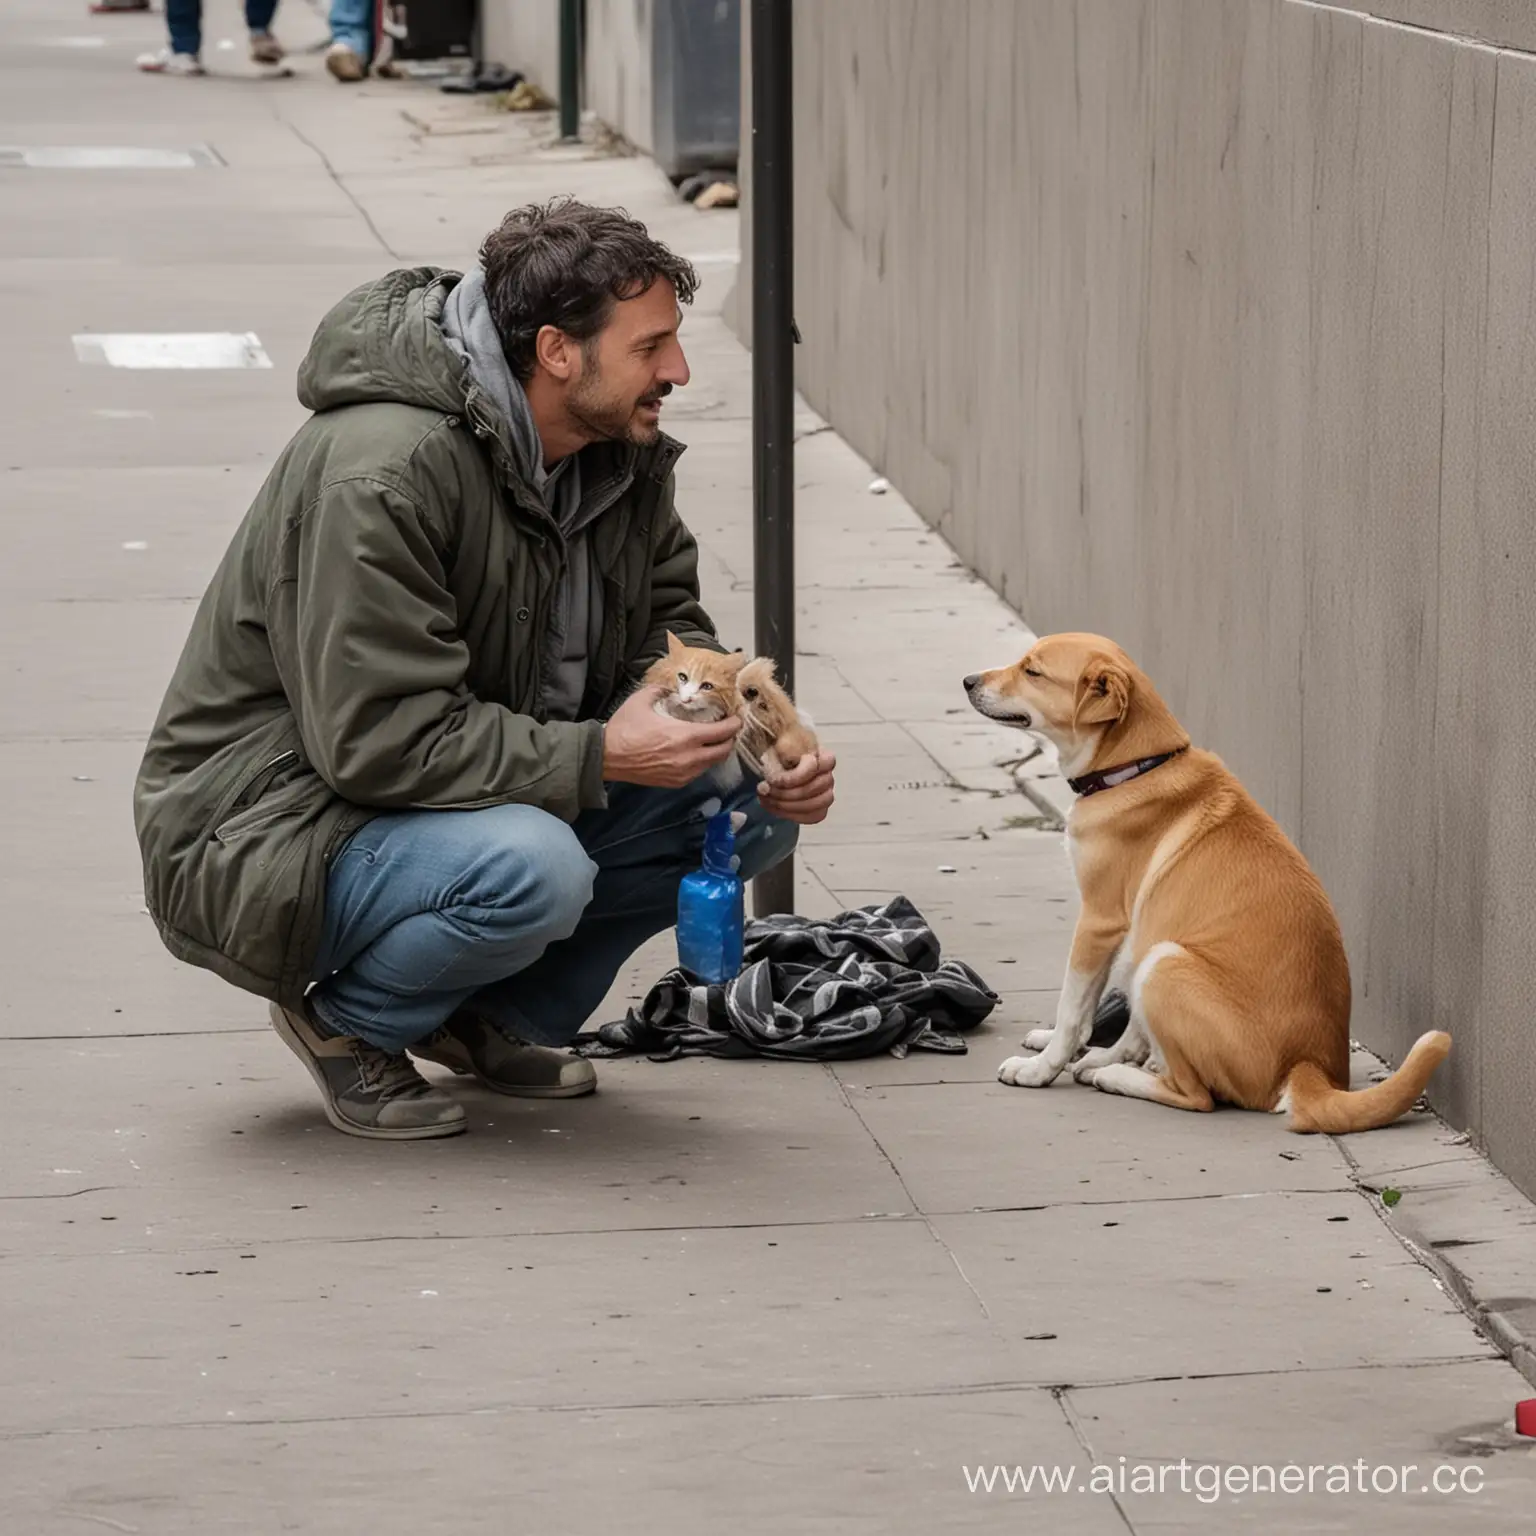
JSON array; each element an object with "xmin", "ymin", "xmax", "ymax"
[{"xmin": 213, "ymin": 749, "xmax": 299, "ymax": 842}]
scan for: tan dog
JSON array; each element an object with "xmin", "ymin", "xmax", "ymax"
[{"xmin": 964, "ymin": 633, "xmax": 1450, "ymax": 1132}]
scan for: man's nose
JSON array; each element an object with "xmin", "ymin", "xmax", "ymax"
[{"xmin": 660, "ymin": 342, "xmax": 691, "ymax": 389}]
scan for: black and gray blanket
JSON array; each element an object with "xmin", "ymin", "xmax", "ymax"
[{"xmin": 571, "ymin": 896, "xmax": 999, "ymax": 1062}]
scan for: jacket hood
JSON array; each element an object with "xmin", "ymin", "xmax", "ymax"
[{"xmin": 296, "ymin": 266, "xmax": 469, "ymax": 417}]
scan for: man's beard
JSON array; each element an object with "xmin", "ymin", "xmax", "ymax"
[{"xmin": 567, "ymin": 372, "xmax": 671, "ymax": 447}]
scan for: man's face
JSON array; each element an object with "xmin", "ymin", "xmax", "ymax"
[{"xmin": 564, "ymin": 278, "xmax": 690, "ymax": 447}]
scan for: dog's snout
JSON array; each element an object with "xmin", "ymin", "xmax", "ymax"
[{"xmin": 963, "ymin": 673, "xmax": 981, "ymax": 692}]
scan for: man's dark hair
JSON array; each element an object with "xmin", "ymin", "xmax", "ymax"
[{"xmin": 479, "ymin": 198, "xmax": 700, "ymax": 381}]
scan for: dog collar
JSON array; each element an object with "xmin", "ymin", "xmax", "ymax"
[{"xmin": 1068, "ymin": 747, "xmax": 1187, "ymax": 798}]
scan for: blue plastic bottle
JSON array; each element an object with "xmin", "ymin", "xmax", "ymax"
[{"xmin": 676, "ymin": 811, "xmax": 745, "ymax": 983}]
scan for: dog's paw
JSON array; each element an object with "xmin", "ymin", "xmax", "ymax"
[
  {"xmin": 1090, "ymin": 1063, "xmax": 1150, "ymax": 1098},
  {"xmin": 1071, "ymin": 1047, "xmax": 1116, "ymax": 1084},
  {"xmin": 998, "ymin": 1054, "xmax": 1059, "ymax": 1089},
  {"xmin": 1021, "ymin": 1028, "xmax": 1054, "ymax": 1053}
]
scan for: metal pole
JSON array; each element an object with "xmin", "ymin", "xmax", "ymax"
[
  {"xmin": 558, "ymin": 0, "xmax": 581, "ymax": 141},
  {"xmin": 750, "ymin": 0, "xmax": 795, "ymax": 918}
]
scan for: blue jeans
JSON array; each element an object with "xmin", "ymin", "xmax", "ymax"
[
  {"xmin": 166, "ymin": 0, "xmax": 277, "ymax": 54},
  {"xmin": 308, "ymin": 777, "xmax": 796, "ymax": 1054},
  {"xmin": 328, "ymin": 0, "xmax": 374, "ymax": 58}
]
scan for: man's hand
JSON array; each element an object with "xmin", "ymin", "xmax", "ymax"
[
  {"xmin": 758, "ymin": 749, "xmax": 837, "ymax": 825},
  {"xmin": 603, "ymin": 686, "xmax": 741, "ymax": 788}
]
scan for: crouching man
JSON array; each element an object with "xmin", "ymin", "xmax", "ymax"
[{"xmin": 133, "ymin": 199, "xmax": 836, "ymax": 1139}]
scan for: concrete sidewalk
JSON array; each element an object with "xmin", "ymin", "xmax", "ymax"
[{"xmin": 2, "ymin": 1, "xmax": 1535, "ymax": 1529}]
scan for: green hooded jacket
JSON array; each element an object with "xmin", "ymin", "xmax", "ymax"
[{"xmin": 133, "ymin": 266, "xmax": 719, "ymax": 1009}]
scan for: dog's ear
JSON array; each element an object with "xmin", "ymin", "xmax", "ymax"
[{"xmin": 1073, "ymin": 655, "xmax": 1132, "ymax": 728}]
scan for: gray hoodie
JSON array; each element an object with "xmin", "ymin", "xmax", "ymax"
[{"xmin": 440, "ymin": 268, "xmax": 616, "ymax": 721}]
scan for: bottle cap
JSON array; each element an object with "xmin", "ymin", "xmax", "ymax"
[{"xmin": 702, "ymin": 810, "xmax": 736, "ymax": 870}]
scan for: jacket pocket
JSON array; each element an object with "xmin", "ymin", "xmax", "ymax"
[{"xmin": 213, "ymin": 751, "xmax": 303, "ymax": 844}]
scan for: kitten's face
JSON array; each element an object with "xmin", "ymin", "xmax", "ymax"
[{"xmin": 646, "ymin": 634, "xmax": 745, "ymax": 722}]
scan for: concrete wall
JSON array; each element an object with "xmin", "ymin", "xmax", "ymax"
[
  {"xmin": 585, "ymin": 0, "xmax": 654, "ymax": 151},
  {"xmin": 481, "ymin": 0, "xmax": 560, "ymax": 101},
  {"xmin": 776, "ymin": 0, "xmax": 1536, "ymax": 1199}
]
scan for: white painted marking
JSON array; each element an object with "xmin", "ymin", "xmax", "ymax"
[
  {"xmin": 122, "ymin": 541, "xmax": 148, "ymax": 551},
  {"xmin": 45, "ymin": 36, "xmax": 107, "ymax": 48},
  {"xmin": 73, "ymin": 332, "xmax": 272, "ymax": 369},
  {"xmin": 1, "ymin": 146, "xmax": 212, "ymax": 170},
  {"xmin": 94, "ymin": 408, "xmax": 154, "ymax": 420}
]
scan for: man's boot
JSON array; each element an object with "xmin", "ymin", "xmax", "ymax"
[
  {"xmin": 269, "ymin": 1004, "xmax": 467, "ymax": 1139},
  {"xmin": 412, "ymin": 1011, "xmax": 597, "ymax": 1099}
]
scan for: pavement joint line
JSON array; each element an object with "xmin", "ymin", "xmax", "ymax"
[
  {"xmin": 1333, "ymin": 1130, "xmax": 1536, "ymax": 1390},
  {"xmin": 0, "ymin": 1213, "xmax": 927, "ymax": 1261},
  {"xmin": 30, "ymin": 596, "xmax": 206, "ymax": 605},
  {"xmin": 0, "ymin": 732, "xmax": 170, "ymax": 743},
  {"xmin": 893, "ymin": 720, "xmax": 974, "ymax": 792},
  {"xmin": 1052, "ymin": 1385, "xmax": 1136, "ymax": 1533},
  {"xmin": 0, "ymin": 1354, "xmax": 1505, "ymax": 1444},
  {"xmin": 0, "ymin": 1185, "xmax": 1380, "ymax": 1249},
  {"xmin": 825, "ymin": 1063, "xmax": 997, "ymax": 1324},
  {"xmin": 0, "ymin": 1030, "xmax": 270, "ymax": 1042}
]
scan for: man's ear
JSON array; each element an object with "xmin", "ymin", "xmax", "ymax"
[
  {"xmin": 534, "ymin": 324, "xmax": 576, "ymax": 380},
  {"xmin": 1073, "ymin": 655, "xmax": 1132, "ymax": 729}
]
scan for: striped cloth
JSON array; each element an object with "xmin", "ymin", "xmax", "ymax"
[{"xmin": 572, "ymin": 896, "xmax": 999, "ymax": 1062}]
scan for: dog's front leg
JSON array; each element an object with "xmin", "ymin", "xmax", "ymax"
[{"xmin": 999, "ymin": 927, "xmax": 1122, "ymax": 1089}]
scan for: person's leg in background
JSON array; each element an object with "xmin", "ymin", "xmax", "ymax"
[
  {"xmin": 325, "ymin": 0, "xmax": 373, "ymax": 80},
  {"xmin": 459, "ymin": 776, "xmax": 796, "ymax": 1049},
  {"xmin": 137, "ymin": 0, "xmax": 205, "ymax": 72},
  {"xmin": 245, "ymin": 0, "xmax": 285, "ymax": 66}
]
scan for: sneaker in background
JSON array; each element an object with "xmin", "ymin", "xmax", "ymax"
[
  {"xmin": 136, "ymin": 48, "xmax": 205, "ymax": 75},
  {"xmin": 249, "ymin": 31, "xmax": 285, "ymax": 66},
  {"xmin": 325, "ymin": 41, "xmax": 367, "ymax": 81}
]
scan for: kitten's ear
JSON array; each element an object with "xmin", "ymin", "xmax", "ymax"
[
  {"xmin": 722, "ymin": 651, "xmax": 748, "ymax": 676},
  {"xmin": 665, "ymin": 631, "xmax": 685, "ymax": 657}
]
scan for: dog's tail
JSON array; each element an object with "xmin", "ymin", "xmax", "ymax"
[{"xmin": 1284, "ymin": 1031, "xmax": 1451, "ymax": 1134}]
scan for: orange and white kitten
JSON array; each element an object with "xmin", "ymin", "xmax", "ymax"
[
  {"xmin": 643, "ymin": 632, "xmax": 746, "ymax": 722},
  {"xmin": 644, "ymin": 633, "xmax": 749, "ymax": 790},
  {"xmin": 736, "ymin": 656, "xmax": 818, "ymax": 780}
]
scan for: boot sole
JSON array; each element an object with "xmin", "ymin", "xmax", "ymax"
[
  {"xmin": 473, "ymin": 1073, "xmax": 597, "ymax": 1100},
  {"xmin": 326, "ymin": 51, "xmax": 367, "ymax": 81},
  {"xmin": 270, "ymin": 1007, "xmax": 467, "ymax": 1140},
  {"xmin": 412, "ymin": 1047, "xmax": 597, "ymax": 1099}
]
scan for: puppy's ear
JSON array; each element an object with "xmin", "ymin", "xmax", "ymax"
[{"xmin": 1073, "ymin": 655, "xmax": 1131, "ymax": 728}]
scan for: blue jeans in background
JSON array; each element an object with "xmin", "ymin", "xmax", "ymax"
[
  {"xmin": 165, "ymin": 0, "xmax": 277, "ymax": 55},
  {"xmin": 327, "ymin": 0, "xmax": 374, "ymax": 59},
  {"xmin": 308, "ymin": 777, "xmax": 796, "ymax": 1055}
]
